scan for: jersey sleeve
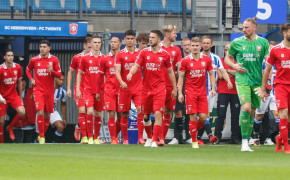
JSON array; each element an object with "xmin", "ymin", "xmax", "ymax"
[
  {"xmin": 26, "ymin": 58, "xmax": 34, "ymax": 80},
  {"xmin": 179, "ymin": 58, "xmax": 187, "ymax": 72},
  {"xmin": 135, "ymin": 51, "xmax": 144, "ymax": 67},
  {"xmin": 228, "ymin": 40, "xmax": 238, "ymax": 57},
  {"xmin": 266, "ymin": 48, "xmax": 275, "ymax": 66},
  {"xmin": 115, "ymin": 52, "xmax": 122, "ymax": 66},
  {"xmin": 53, "ymin": 58, "xmax": 62, "ymax": 78},
  {"xmin": 78, "ymin": 57, "xmax": 86, "ymax": 72},
  {"xmin": 216, "ymin": 56, "xmax": 224, "ymax": 69},
  {"xmin": 70, "ymin": 56, "xmax": 78, "ymax": 71}
]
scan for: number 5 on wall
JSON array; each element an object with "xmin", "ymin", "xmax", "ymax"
[{"xmin": 256, "ymin": 0, "xmax": 272, "ymax": 20}]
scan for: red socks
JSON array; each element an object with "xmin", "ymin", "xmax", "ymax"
[
  {"xmin": 44, "ymin": 118, "xmax": 50, "ymax": 134},
  {"xmin": 288, "ymin": 122, "xmax": 290, "ymax": 131},
  {"xmin": 121, "ymin": 117, "xmax": 128, "ymax": 140},
  {"xmin": 86, "ymin": 114, "xmax": 93, "ymax": 139},
  {"xmin": 189, "ymin": 121, "xmax": 197, "ymax": 142},
  {"xmin": 79, "ymin": 113, "xmax": 87, "ymax": 137},
  {"xmin": 8, "ymin": 115, "xmax": 19, "ymax": 130},
  {"xmin": 116, "ymin": 118, "xmax": 121, "ymax": 137},
  {"xmin": 108, "ymin": 117, "xmax": 116, "ymax": 140},
  {"xmin": 280, "ymin": 119, "xmax": 289, "ymax": 148},
  {"xmin": 94, "ymin": 117, "xmax": 102, "ymax": 139},
  {"xmin": 153, "ymin": 125, "xmax": 161, "ymax": 142},
  {"xmin": 0, "ymin": 126, "xmax": 3, "ymax": 143},
  {"xmin": 144, "ymin": 118, "xmax": 152, "ymax": 139},
  {"xmin": 197, "ymin": 119, "xmax": 205, "ymax": 131},
  {"xmin": 137, "ymin": 114, "xmax": 144, "ymax": 139},
  {"xmin": 37, "ymin": 116, "xmax": 45, "ymax": 138},
  {"xmin": 162, "ymin": 113, "xmax": 171, "ymax": 140}
]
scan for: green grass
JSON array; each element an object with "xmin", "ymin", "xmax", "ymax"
[{"xmin": 0, "ymin": 144, "xmax": 289, "ymax": 180}]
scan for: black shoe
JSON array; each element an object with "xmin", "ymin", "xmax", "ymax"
[
  {"xmin": 179, "ymin": 139, "xmax": 190, "ymax": 144},
  {"xmin": 213, "ymin": 139, "xmax": 221, "ymax": 145}
]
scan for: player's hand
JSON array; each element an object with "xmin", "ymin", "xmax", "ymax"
[
  {"xmin": 63, "ymin": 119, "xmax": 67, "ymax": 128},
  {"xmin": 210, "ymin": 90, "xmax": 216, "ymax": 97},
  {"xmin": 227, "ymin": 81, "xmax": 233, "ymax": 90},
  {"xmin": 48, "ymin": 64, "xmax": 53, "ymax": 72},
  {"xmin": 127, "ymin": 73, "xmax": 132, "ymax": 81},
  {"xmin": 120, "ymin": 81, "xmax": 128, "ymax": 89},
  {"xmin": 171, "ymin": 88, "xmax": 177, "ymax": 100},
  {"xmin": 95, "ymin": 93, "xmax": 100, "ymax": 101},
  {"xmin": 67, "ymin": 89, "xmax": 72, "ymax": 98},
  {"xmin": 76, "ymin": 89, "xmax": 82, "ymax": 100},
  {"xmin": 233, "ymin": 63, "xmax": 247, "ymax": 74},
  {"xmin": 0, "ymin": 99, "xmax": 6, "ymax": 105},
  {"xmin": 178, "ymin": 93, "xmax": 184, "ymax": 103},
  {"xmin": 31, "ymin": 78, "xmax": 36, "ymax": 86},
  {"xmin": 258, "ymin": 88, "xmax": 269, "ymax": 102}
]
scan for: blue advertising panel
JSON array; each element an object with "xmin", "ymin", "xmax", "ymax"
[
  {"xmin": 0, "ymin": 20, "xmax": 87, "ymax": 37},
  {"xmin": 241, "ymin": 0, "xmax": 287, "ymax": 24}
]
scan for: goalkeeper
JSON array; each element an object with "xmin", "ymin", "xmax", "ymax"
[{"xmin": 224, "ymin": 17, "xmax": 269, "ymax": 152}]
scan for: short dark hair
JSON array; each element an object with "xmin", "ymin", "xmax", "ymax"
[
  {"xmin": 136, "ymin": 33, "xmax": 149, "ymax": 44},
  {"xmin": 150, "ymin": 30, "xmax": 162, "ymax": 39},
  {"xmin": 61, "ymin": 71, "xmax": 65, "ymax": 76},
  {"xmin": 39, "ymin": 39, "xmax": 51, "ymax": 47},
  {"xmin": 280, "ymin": 23, "xmax": 290, "ymax": 34},
  {"xmin": 84, "ymin": 37, "xmax": 91, "ymax": 44},
  {"xmin": 91, "ymin": 35, "xmax": 102, "ymax": 40},
  {"xmin": 4, "ymin": 49, "xmax": 13, "ymax": 56},
  {"xmin": 111, "ymin": 36, "xmax": 122, "ymax": 43},
  {"xmin": 124, "ymin": 30, "xmax": 136, "ymax": 37}
]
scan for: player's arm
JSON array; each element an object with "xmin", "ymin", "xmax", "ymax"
[
  {"xmin": 0, "ymin": 94, "xmax": 6, "ymax": 104},
  {"xmin": 260, "ymin": 64, "xmax": 272, "ymax": 102},
  {"xmin": 61, "ymin": 101, "xmax": 67, "ymax": 127},
  {"xmin": 209, "ymin": 71, "xmax": 216, "ymax": 97},
  {"xmin": 26, "ymin": 59, "xmax": 35, "ymax": 86},
  {"xmin": 224, "ymin": 53, "xmax": 247, "ymax": 74},
  {"xmin": 219, "ymin": 68, "xmax": 233, "ymax": 89},
  {"xmin": 50, "ymin": 59, "xmax": 62, "ymax": 78},
  {"xmin": 76, "ymin": 71, "xmax": 83, "ymax": 100},
  {"xmin": 17, "ymin": 79, "xmax": 23, "ymax": 96},
  {"xmin": 115, "ymin": 65, "xmax": 127, "ymax": 89},
  {"xmin": 127, "ymin": 65, "xmax": 139, "ymax": 81},
  {"xmin": 167, "ymin": 68, "xmax": 177, "ymax": 99},
  {"xmin": 177, "ymin": 71, "xmax": 185, "ymax": 103},
  {"xmin": 66, "ymin": 69, "xmax": 74, "ymax": 98}
]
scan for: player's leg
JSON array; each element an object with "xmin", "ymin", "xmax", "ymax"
[
  {"xmin": 77, "ymin": 106, "xmax": 87, "ymax": 142},
  {"xmin": 254, "ymin": 98, "xmax": 269, "ymax": 146},
  {"xmin": 143, "ymin": 113, "xmax": 153, "ymax": 147},
  {"xmin": 142, "ymin": 92, "xmax": 153, "ymax": 146},
  {"xmin": 170, "ymin": 109, "xmax": 182, "ymax": 144},
  {"xmin": 162, "ymin": 87, "xmax": 175, "ymax": 141},
  {"xmin": 215, "ymin": 93, "xmax": 230, "ymax": 143},
  {"xmin": 86, "ymin": 106, "xmax": 94, "ymax": 144},
  {"xmin": 133, "ymin": 90, "xmax": 145, "ymax": 144},
  {"xmin": 0, "ymin": 114, "xmax": 5, "ymax": 143},
  {"xmin": 93, "ymin": 93, "xmax": 105, "ymax": 144},
  {"xmin": 229, "ymin": 94, "xmax": 241, "ymax": 144},
  {"xmin": 107, "ymin": 110, "xmax": 117, "ymax": 144},
  {"xmin": 204, "ymin": 95, "xmax": 217, "ymax": 143},
  {"xmin": 50, "ymin": 111, "xmax": 65, "ymax": 143},
  {"xmin": 118, "ymin": 91, "xmax": 132, "ymax": 144},
  {"xmin": 152, "ymin": 110, "xmax": 162, "ymax": 147},
  {"xmin": 116, "ymin": 111, "xmax": 121, "ymax": 140}
]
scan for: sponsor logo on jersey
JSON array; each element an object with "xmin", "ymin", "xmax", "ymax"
[
  {"xmin": 69, "ymin": 23, "xmax": 78, "ymax": 35},
  {"xmin": 257, "ymin": 46, "xmax": 261, "ymax": 51}
]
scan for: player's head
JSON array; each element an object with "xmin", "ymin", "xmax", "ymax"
[
  {"xmin": 149, "ymin": 30, "xmax": 162, "ymax": 47},
  {"xmin": 268, "ymin": 41, "xmax": 277, "ymax": 49},
  {"xmin": 91, "ymin": 35, "xmax": 102, "ymax": 51},
  {"xmin": 201, "ymin": 35, "xmax": 213, "ymax": 52},
  {"xmin": 162, "ymin": 25, "xmax": 177, "ymax": 42},
  {"xmin": 39, "ymin": 39, "xmax": 51, "ymax": 57},
  {"xmin": 83, "ymin": 36, "xmax": 92, "ymax": 53},
  {"xmin": 181, "ymin": 37, "xmax": 191, "ymax": 55},
  {"xmin": 243, "ymin": 17, "xmax": 258, "ymax": 38},
  {"xmin": 190, "ymin": 37, "xmax": 201, "ymax": 54},
  {"xmin": 110, "ymin": 36, "xmax": 122, "ymax": 51},
  {"xmin": 55, "ymin": 72, "xmax": 65, "ymax": 87},
  {"xmin": 280, "ymin": 23, "xmax": 290, "ymax": 42},
  {"xmin": 136, "ymin": 33, "xmax": 149, "ymax": 50},
  {"xmin": 124, "ymin": 30, "xmax": 136, "ymax": 48},
  {"xmin": 22, "ymin": 78, "xmax": 27, "ymax": 89},
  {"xmin": 224, "ymin": 43, "xmax": 231, "ymax": 57},
  {"xmin": 4, "ymin": 49, "xmax": 14, "ymax": 64}
]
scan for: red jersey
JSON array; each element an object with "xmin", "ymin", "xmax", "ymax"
[
  {"xmin": 267, "ymin": 42, "xmax": 290, "ymax": 85},
  {"xmin": 26, "ymin": 54, "xmax": 61, "ymax": 94},
  {"xmin": 217, "ymin": 58, "xmax": 237, "ymax": 94},
  {"xmin": 135, "ymin": 46, "xmax": 172, "ymax": 92},
  {"xmin": 69, "ymin": 52, "xmax": 87, "ymax": 88},
  {"xmin": 179, "ymin": 54, "xmax": 213, "ymax": 96},
  {"xmin": 160, "ymin": 42, "xmax": 181, "ymax": 87},
  {"xmin": 98, "ymin": 52, "xmax": 120, "ymax": 95},
  {"xmin": 0, "ymin": 63, "xmax": 22, "ymax": 98},
  {"xmin": 79, "ymin": 52, "xmax": 104, "ymax": 94},
  {"xmin": 115, "ymin": 47, "xmax": 142, "ymax": 91}
]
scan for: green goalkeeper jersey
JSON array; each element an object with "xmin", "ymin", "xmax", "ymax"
[{"xmin": 228, "ymin": 35, "xmax": 269, "ymax": 86}]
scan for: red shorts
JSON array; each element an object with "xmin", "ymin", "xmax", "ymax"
[
  {"xmin": 118, "ymin": 90, "xmax": 141, "ymax": 112},
  {"xmin": 274, "ymin": 84, "xmax": 290, "ymax": 113},
  {"xmin": 105, "ymin": 92, "xmax": 119, "ymax": 112},
  {"xmin": 141, "ymin": 90, "xmax": 166, "ymax": 115},
  {"xmin": 34, "ymin": 92, "xmax": 54, "ymax": 113},
  {"xmin": 84, "ymin": 90, "xmax": 105, "ymax": 111},
  {"xmin": 185, "ymin": 92, "xmax": 208, "ymax": 114},
  {"xmin": 0, "ymin": 95, "xmax": 23, "ymax": 116},
  {"xmin": 74, "ymin": 86, "xmax": 85, "ymax": 107},
  {"xmin": 165, "ymin": 86, "xmax": 176, "ymax": 111}
]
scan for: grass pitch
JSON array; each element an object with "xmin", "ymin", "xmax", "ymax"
[{"xmin": 0, "ymin": 144, "xmax": 289, "ymax": 180}]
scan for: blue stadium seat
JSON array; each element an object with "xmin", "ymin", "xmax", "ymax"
[
  {"xmin": 138, "ymin": 0, "xmax": 167, "ymax": 13},
  {"xmin": 32, "ymin": 0, "xmax": 66, "ymax": 13},
  {"xmin": 65, "ymin": 0, "xmax": 79, "ymax": 13},
  {"xmin": 0, "ymin": 0, "xmax": 11, "ymax": 12},
  {"xmin": 87, "ymin": 0, "xmax": 130, "ymax": 13},
  {"xmin": 165, "ymin": 0, "xmax": 182, "ymax": 14},
  {"xmin": 14, "ymin": 0, "xmax": 26, "ymax": 11}
]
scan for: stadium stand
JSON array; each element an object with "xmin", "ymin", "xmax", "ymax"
[{"xmin": 0, "ymin": 0, "xmax": 11, "ymax": 12}]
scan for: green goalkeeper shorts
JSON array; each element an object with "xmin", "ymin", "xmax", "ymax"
[{"xmin": 236, "ymin": 83, "xmax": 261, "ymax": 109}]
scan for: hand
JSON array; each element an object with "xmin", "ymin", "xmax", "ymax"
[
  {"xmin": 76, "ymin": 89, "xmax": 82, "ymax": 100},
  {"xmin": 227, "ymin": 81, "xmax": 233, "ymax": 90},
  {"xmin": 120, "ymin": 81, "xmax": 128, "ymax": 89},
  {"xmin": 127, "ymin": 73, "xmax": 132, "ymax": 81},
  {"xmin": 95, "ymin": 93, "xmax": 100, "ymax": 101},
  {"xmin": 48, "ymin": 64, "xmax": 53, "ymax": 72},
  {"xmin": 31, "ymin": 78, "xmax": 36, "ymax": 86},
  {"xmin": 67, "ymin": 89, "xmax": 72, "ymax": 98},
  {"xmin": 63, "ymin": 119, "xmax": 67, "ymax": 128},
  {"xmin": 171, "ymin": 88, "xmax": 177, "ymax": 100},
  {"xmin": 178, "ymin": 93, "xmax": 184, "ymax": 103},
  {"xmin": 259, "ymin": 89, "xmax": 269, "ymax": 102},
  {"xmin": 233, "ymin": 63, "xmax": 247, "ymax": 74},
  {"xmin": 210, "ymin": 90, "xmax": 216, "ymax": 98},
  {"xmin": 0, "ymin": 99, "xmax": 6, "ymax": 105}
]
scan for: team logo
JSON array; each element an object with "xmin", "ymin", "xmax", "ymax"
[
  {"xmin": 147, "ymin": 56, "xmax": 150, "ymax": 60},
  {"xmin": 125, "ymin": 57, "xmax": 128, "ymax": 60},
  {"xmin": 276, "ymin": 100, "xmax": 280, "ymax": 108},
  {"xmin": 89, "ymin": 60, "xmax": 92, "ymax": 63},
  {"xmin": 120, "ymin": 104, "xmax": 124, "ymax": 110},
  {"xmin": 159, "ymin": 57, "xmax": 163, "ymax": 62},
  {"xmin": 241, "ymin": 97, "xmax": 245, "ymax": 102},
  {"xmin": 69, "ymin": 23, "xmax": 78, "ymax": 35},
  {"xmin": 243, "ymin": 46, "xmax": 245, "ymax": 50},
  {"xmin": 201, "ymin": 61, "xmax": 206, "ymax": 67},
  {"xmin": 190, "ymin": 63, "xmax": 193, "ymax": 67},
  {"xmin": 257, "ymin": 46, "xmax": 261, "ymax": 51},
  {"xmin": 38, "ymin": 63, "xmax": 40, "ymax": 66},
  {"xmin": 281, "ymin": 54, "xmax": 284, "ymax": 58},
  {"xmin": 4, "ymin": 72, "xmax": 7, "ymax": 76},
  {"xmin": 109, "ymin": 61, "xmax": 112, "ymax": 65},
  {"xmin": 49, "ymin": 62, "xmax": 52, "ymax": 65},
  {"xmin": 171, "ymin": 51, "xmax": 176, "ymax": 56},
  {"xmin": 188, "ymin": 106, "xmax": 191, "ymax": 112},
  {"xmin": 14, "ymin": 71, "xmax": 17, "ymax": 75}
]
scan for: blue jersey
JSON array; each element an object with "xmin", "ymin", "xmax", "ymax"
[
  {"xmin": 54, "ymin": 86, "xmax": 67, "ymax": 111},
  {"xmin": 262, "ymin": 60, "xmax": 276, "ymax": 95}
]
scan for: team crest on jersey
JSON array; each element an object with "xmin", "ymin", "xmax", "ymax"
[
  {"xmin": 49, "ymin": 62, "xmax": 53, "ymax": 65},
  {"xmin": 109, "ymin": 61, "xmax": 112, "ymax": 65},
  {"xmin": 89, "ymin": 60, "xmax": 92, "ymax": 63},
  {"xmin": 125, "ymin": 57, "xmax": 128, "ymax": 60},
  {"xmin": 281, "ymin": 54, "xmax": 284, "ymax": 58},
  {"xmin": 257, "ymin": 46, "xmax": 261, "ymax": 51},
  {"xmin": 159, "ymin": 57, "xmax": 163, "ymax": 62},
  {"xmin": 4, "ymin": 72, "xmax": 7, "ymax": 76},
  {"xmin": 69, "ymin": 23, "xmax": 78, "ymax": 35},
  {"xmin": 14, "ymin": 71, "xmax": 17, "ymax": 75},
  {"xmin": 171, "ymin": 51, "xmax": 176, "ymax": 56},
  {"xmin": 38, "ymin": 63, "xmax": 40, "ymax": 66},
  {"xmin": 201, "ymin": 61, "xmax": 206, "ymax": 67},
  {"xmin": 276, "ymin": 100, "xmax": 280, "ymax": 108},
  {"xmin": 241, "ymin": 97, "xmax": 245, "ymax": 102},
  {"xmin": 147, "ymin": 56, "xmax": 150, "ymax": 60},
  {"xmin": 190, "ymin": 63, "xmax": 193, "ymax": 67},
  {"xmin": 243, "ymin": 46, "xmax": 245, "ymax": 50}
]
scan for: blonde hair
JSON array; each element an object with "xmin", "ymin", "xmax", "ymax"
[
  {"xmin": 245, "ymin": 17, "xmax": 258, "ymax": 26},
  {"xmin": 162, "ymin": 25, "xmax": 177, "ymax": 34},
  {"xmin": 191, "ymin": 37, "xmax": 200, "ymax": 43}
]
